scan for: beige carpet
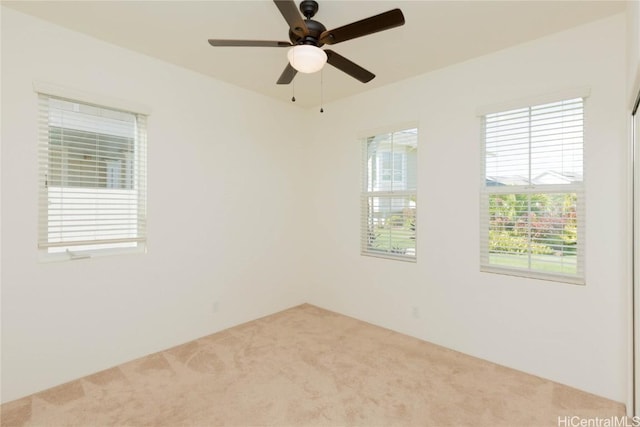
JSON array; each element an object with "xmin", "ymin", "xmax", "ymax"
[{"xmin": 0, "ymin": 304, "xmax": 625, "ymax": 426}]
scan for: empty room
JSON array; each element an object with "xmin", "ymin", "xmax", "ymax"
[{"xmin": 2, "ymin": 0, "xmax": 640, "ymax": 425}]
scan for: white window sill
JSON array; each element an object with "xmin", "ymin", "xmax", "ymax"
[
  {"xmin": 480, "ymin": 265, "xmax": 585, "ymax": 286},
  {"xmin": 38, "ymin": 244, "xmax": 146, "ymax": 263}
]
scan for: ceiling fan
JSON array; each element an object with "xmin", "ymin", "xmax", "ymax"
[{"xmin": 208, "ymin": 0, "xmax": 405, "ymax": 85}]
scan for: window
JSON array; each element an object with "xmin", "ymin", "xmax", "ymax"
[
  {"xmin": 361, "ymin": 127, "xmax": 417, "ymax": 261},
  {"xmin": 480, "ymin": 97, "xmax": 584, "ymax": 284},
  {"xmin": 37, "ymin": 94, "xmax": 147, "ymax": 257},
  {"xmin": 380, "ymin": 152, "xmax": 405, "ymax": 183}
]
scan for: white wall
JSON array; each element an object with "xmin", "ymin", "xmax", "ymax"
[
  {"xmin": 628, "ymin": 0, "xmax": 640, "ymax": 103},
  {"xmin": 306, "ymin": 14, "xmax": 628, "ymax": 402},
  {"xmin": 0, "ymin": 7, "xmax": 308, "ymax": 403}
]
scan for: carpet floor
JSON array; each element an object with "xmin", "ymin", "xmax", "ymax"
[{"xmin": 0, "ymin": 303, "xmax": 625, "ymax": 426}]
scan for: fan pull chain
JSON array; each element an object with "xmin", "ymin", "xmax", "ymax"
[
  {"xmin": 320, "ymin": 69, "xmax": 324, "ymax": 113},
  {"xmin": 291, "ymin": 80, "xmax": 296, "ymax": 103}
]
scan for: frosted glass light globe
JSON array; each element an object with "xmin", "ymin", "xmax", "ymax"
[{"xmin": 287, "ymin": 45, "xmax": 327, "ymax": 74}]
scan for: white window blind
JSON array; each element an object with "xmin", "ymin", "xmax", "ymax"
[
  {"xmin": 37, "ymin": 94, "xmax": 147, "ymax": 255},
  {"xmin": 361, "ymin": 128, "xmax": 417, "ymax": 261},
  {"xmin": 480, "ymin": 97, "xmax": 584, "ymax": 284}
]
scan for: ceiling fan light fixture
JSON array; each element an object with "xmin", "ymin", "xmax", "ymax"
[{"xmin": 287, "ymin": 45, "xmax": 327, "ymax": 73}]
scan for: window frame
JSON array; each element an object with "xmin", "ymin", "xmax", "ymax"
[
  {"xmin": 35, "ymin": 84, "xmax": 149, "ymax": 261},
  {"xmin": 479, "ymin": 93, "xmax": 587, "ymax": 284}
]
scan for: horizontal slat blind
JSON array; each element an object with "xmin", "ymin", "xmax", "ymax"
[
  {"xmin": 38, "ymin": 94, "xmax": 147, "ymax": 253},
  {"xmin": 361, "ymin": 128, "xmax": 417, "ymax": 261},
  {"xmin": 484, "ymin": 98, "xmax": 583, "ymax": 185},
  {"xmin": 480, "ymin": 98, "xmax": 584, "ymax": 283}
]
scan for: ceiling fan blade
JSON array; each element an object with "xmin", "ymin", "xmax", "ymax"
[
  {"xmin": 325, "ymin": 50, "xmax": 375, "ymax": 83},
  {"xmin": 277, "ymin": 63, "xmax": 298, "ymax": 84},
  {"xmin": 273, "ymin": 0, "xmax": 308, "ymax": 37},
  {"xmin": 320, "ymin": 9, "xmax": 405, "ymax": 45},
  {"xmin": 208, "ymin": 39, "xmax": 292, "ymax": 48}
]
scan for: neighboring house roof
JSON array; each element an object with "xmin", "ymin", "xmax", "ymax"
[
  {"xmin": 532, "ymin": 170, "xmax": 582, "ymax": 185},
  {"xmin": 487, "ymin": 171, "xmax": 582, "ymax": 186},
  {"xmin": 486, "ymin": 175, "xmax": 530, "ymax": 186}
]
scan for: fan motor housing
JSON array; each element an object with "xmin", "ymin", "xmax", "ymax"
[{"xmin": 289, "ymin": 19, "xmax": 326, "ymax": 46}]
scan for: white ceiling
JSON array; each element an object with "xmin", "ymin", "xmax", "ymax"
[{"xmin": 3, "ymin": 0, "xmax": 626, "ymax": 108}]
